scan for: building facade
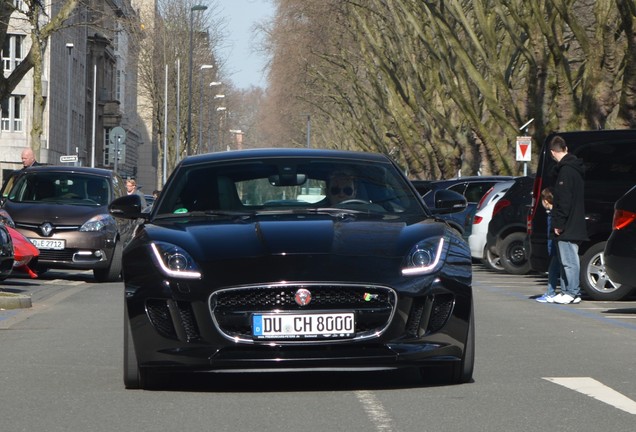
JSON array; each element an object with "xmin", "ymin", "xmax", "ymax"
[{"xmin": 0, "ymin": 0, "xmax": 146, "ymax": 189}]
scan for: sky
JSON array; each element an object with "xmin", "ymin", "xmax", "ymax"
[{"xmin": 217, "ymin": 0, "xmax": 275, "ymax": 90}]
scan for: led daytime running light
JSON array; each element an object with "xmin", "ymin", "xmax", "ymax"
[
  {"xmin": 402, "ymin": 237, "xmax": 445, "ymax": 276},
  {"xmin": 150, "ymin": 243, "xmax": 201, "ymax": 279}
]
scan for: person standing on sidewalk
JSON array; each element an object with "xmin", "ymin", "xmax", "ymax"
[{"xmin": 549, "ymin": 135, "xmax": 588, "ymax": 304}]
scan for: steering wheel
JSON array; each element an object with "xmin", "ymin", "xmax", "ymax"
[{"xmin": 337, "ymin": 199, "xmax": 370, "ymax": 205}]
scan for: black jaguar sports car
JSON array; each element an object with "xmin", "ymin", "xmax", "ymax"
[{"xmin": 109, "ymin": 148, "xmax": 474, "ymax": 389}]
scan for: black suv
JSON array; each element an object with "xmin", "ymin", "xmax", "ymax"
[
  {"xmin": 528, "ymin": 130, "xmax": 636, "ymax": 300},
  {"xmin": 485, "ymin": 176, "xmax": 534, "ymax": 275}
]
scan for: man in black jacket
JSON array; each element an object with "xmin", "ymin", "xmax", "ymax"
[
  {"xmin": 549, "ymin": 135, "xmax": 588, "ymax": 304},
  {"xmin": 21, "ymin": 147, "xmax": 40, "ymax": 169}
]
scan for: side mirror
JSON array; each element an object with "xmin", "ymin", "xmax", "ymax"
[
  {"xmin": 430, "ymin": 189, "xmax": 467, "ymax": 214},
  {"xmin": 109, "ymin": 195, "xmax": 147, "ymax": 220}
]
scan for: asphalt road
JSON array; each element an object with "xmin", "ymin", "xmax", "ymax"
[{"xmin": 1, "ymin": 266, "xmax": 635, "ymax": 432}]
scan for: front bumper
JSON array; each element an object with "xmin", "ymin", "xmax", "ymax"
[{"xmin": 126, "ymin": 279, "xmax": 471, "ymax": 373}]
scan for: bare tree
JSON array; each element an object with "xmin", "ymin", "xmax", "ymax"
[{"xmin": 264, "ymin": 0, "xmax": 636, "ymax": 178}]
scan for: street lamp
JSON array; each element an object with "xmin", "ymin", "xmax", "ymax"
[
  {"xmin": 198, "ymin": 65, "xmax": 214, "ymax": 153},
  {"xmin": 207, "ymin": 89, "xmax": 224, "ymax": 152},
  {"xmin": 186, "ymin": 4, "xmax": 208, "ymax": 156},
  {"xmin": 66, "ymin": 43, "xmax": 74, "ymax": 158},
  {"xmin": 216, "ymin": 106, "xmax": 227, "ymax": 151}
]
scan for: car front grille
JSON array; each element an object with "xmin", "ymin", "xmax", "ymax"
[
  {"xmin": 210, "ymin": 283, "xmax": 397, "ymax": 344},
  {"xmin": 146, "ymin": 299, "xmax": 200, "ymax": 342},
  {"xmin": 37, "ymin": 249, "xmax": 77, "ymax": 262}
]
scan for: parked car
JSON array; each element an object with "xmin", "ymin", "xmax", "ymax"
[
  {"xmin": 468, "ymin": 180, "xmax": 515, "ymax": 270},
  {"xmin": 411, "ymin": 180, "xmax": 433, "ymax": 197},
  {"xmin": 603, "ymin": 185, "xmax": 636, "ymax": 298},
  {"xmin": 528, "ymin": 130, "xmax": 636, "ymax": 300},
  {"xmin": 109, "ymin": 148, "xmax": 474, "ymax": 389},
  {"xmin": 0, "ymin": 223, "xmax": 14, "ymax": 280},
  {"xmin": 485, "ymin": 176, "xmax": 534, "ymax": 275},
  {"xmin": 422, "ymin": 176, "xmax": 514, "ymax": 238},
  {"xmin": 0, "ymin": 166, "xmax": 134, "ymax": 282}
]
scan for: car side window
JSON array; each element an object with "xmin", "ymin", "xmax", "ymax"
[{"xmin": 464, "ymin": 182, "xmax": 494, "ymax": 203}]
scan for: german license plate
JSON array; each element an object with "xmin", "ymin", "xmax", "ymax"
[
  {"xmin": 29, "ymin": 238, "xmax": 65, "ymax": 250},
  {"xmin": 253, "ymin": 312, "xmax": 355, "ymax": 339}
]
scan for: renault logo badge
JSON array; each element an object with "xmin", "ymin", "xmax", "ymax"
[{"xmin": 40, "ymin": 222, "xmax": 54, "ymax": 237}]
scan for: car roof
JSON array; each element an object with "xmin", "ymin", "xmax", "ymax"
[
  {"xmin": 20, "ymin": 165, "xmax": 116, "ymax": 178},
  {"xmin": 427, "ymin": 175, "xmax": 515, "ymax": 189},
  {"xmin": 179, "ymin": 148, "xmax": 391, "ymax": 167}
]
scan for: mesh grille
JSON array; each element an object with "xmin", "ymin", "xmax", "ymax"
[
  {"xmin": 427, "ymin": 294, "xmax": 454, "ymax": 333},
  {"xmin": 145, "ymin": 299, "xmax": 200, "ymax": 342},
  {"xmin": 211, "ymin": 284, "xmax": 396, "ymax": 342},
  {"xmin": 214, "ymin": 285, "xmax": 390, "ymax": 311},
  {"xmin": 177, "ymin": 301, "xmax": 200, "ymax": 341},
  {"xmin": 146, "ymin": 299, "xmax": 177, "ymax": 339},
  {"xmin": 38, "ymin": 249, "xmax": 77, "ymax": 262}
]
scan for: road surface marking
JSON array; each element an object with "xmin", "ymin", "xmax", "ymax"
[
  {"xmin": 544, "ymin": 377, "xmax": 636, "ymax": 415},
  {"xmin": 355, "ymin": 390, "xmax": 396, "ymax": 432}
]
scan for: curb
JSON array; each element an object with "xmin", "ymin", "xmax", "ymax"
[{"xmin": 0, "ymin": 293, "xmax": 32, "ymax": 310}]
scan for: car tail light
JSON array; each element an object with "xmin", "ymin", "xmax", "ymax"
[
  {"xmin": 477, "ymin": 187, "xmax": 494, "ymax": 210},
  {"xmin": 612, "ymin": 209, "xmax": 636, "ymax": 230},
  {"xmin": 527, "ymin": 177, "xmax": 543, "ymax": 235},
  {"xmin": 492, "ymin": 199, "xmax": 511, "ymax": 217},
  {"xmin": 473, "ymin": 215, "xmax": 483, "ymax": 225}
]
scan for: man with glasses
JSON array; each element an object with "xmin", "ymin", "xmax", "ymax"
[{"xmin": 327, "ymin": 171, "xmax": 357, "ymax": 205}]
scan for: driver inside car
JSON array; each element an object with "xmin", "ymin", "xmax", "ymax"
[{"xmin": 327, "ymin": 171, "xmax": 358, "ymax": 205}]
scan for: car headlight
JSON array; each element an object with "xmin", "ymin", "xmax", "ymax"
[
  {"xmin": 150, "ymin": 241, "xmax": 201, "ymax": 279},
  {"xmin": 402, "ymin": 236, "xmax": 449, "ymax": 276},
  {"xmin": 0, "ymin": 209, "xmax": 15, "ymax": 228},
  {"xmin": 80, "ymin": 214, "xmax": 116, "ymax": 232}
]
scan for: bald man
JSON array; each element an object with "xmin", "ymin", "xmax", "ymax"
[{"xmin": 21, "ymin": 148, "xmax": 40, "ymax": 169}]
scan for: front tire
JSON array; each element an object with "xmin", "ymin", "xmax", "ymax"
[
  {"xmin": 580, "ymin": 242, "xmax": 633, "ymax": 301},
  {"xmin": 481, "ymin": 246, "xmax": 504, "ymax": 272},
  {"xmin": 124, "ymin": 305, "xmax": 143, "ymax": 389},
  {"xmin": 94, "ymin": 242, "xmax": 122, "ymax": 283},
  {"xmin": 419, "ymin": 301, "xmax": 474, "ymax": 385},
  {"xmin": 498, "ymin": 232, "xmax": 531, "ymax": 275}
]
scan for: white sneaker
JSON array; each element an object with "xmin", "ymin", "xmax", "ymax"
[
  {"xmin": 572, "ymin": 296, "xmax": 582, "ymax": 304},
  {"xmin": 554, "ymin": 294, "xmax": 575, "ymax": 304}
]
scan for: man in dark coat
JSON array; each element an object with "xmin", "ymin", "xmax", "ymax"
[
  {"xmin": 549, "ymin": 135, "xmax": 588, "ymax": 304},
  {"xmin": 21, "ymin": 148, "xmax": 41, "ymax": 169}
]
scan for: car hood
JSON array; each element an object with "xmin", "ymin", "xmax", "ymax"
[
  {"xmin": 144, "ymin": 216, "xmax": 446, "ymax": 261},
  {"xmin": 3, "ymin": 201, "xmax": 106, "ymax": 225}
]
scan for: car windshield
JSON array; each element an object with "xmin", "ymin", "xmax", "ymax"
[
  {"xmin": 9, "ymin": 173, "xmax": 111, "ymax": 206},
  {"xmin": 154, "ymin": 157, "xmax": 425, "ymax": 219}
]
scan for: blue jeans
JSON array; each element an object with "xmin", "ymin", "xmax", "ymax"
[
  {"xmin": 557, "ymin": 241, "xmax": 581, "ymax": 297},
  {"xmin": 546, "ymin": 254, "xmax": 561, "ymax": 296}
]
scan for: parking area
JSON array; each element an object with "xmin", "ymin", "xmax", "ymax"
[{"xmin": 472, "ymin": 263, "xmax": 636, "ymax": 322}]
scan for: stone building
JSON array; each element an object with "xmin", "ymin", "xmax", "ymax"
[{"xmin": 0, "ymin": 0, "xmax": 146, "ymax": 188}]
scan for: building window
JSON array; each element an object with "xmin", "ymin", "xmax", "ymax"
[
  {"xmin": 103, "ymin": 129, "xmax": 112, "ymax": 166},
  {"xmin": 1, "ymin": 95, "xmax": 23, "ymax": 132},
  {"xmin": 116, "ymin": 69, "xmax": 124, "ymax": 102},
  {"xmin": 2, "ymin": 34, "xmax": 25, "ymax": 72}
]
